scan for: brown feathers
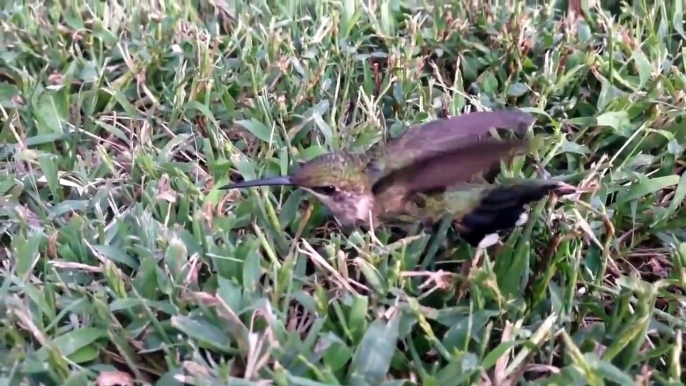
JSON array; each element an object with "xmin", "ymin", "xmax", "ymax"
[
  {"xmin": 372, "ymin": 138, "xmax": 526, "ymax": 197},
  {"xmin": 371, "ymin": 110, "xmax": 535, "ymax": 197},
  {"xmin": 375, "ymin": 110, "xmax": 535, "ymax": 176}
]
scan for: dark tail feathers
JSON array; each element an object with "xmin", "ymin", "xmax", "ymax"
[{"xmin": 457, "ymin": 181, "xmax": 575, "ymax": 247}]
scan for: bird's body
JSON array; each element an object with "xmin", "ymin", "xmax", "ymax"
[{"xmin": 222, "ymin": 110, "xmax": 576, "ymax": 248}]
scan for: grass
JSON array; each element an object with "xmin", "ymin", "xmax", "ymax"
[{"xmin": 1, "ymin": 0, "xmax": 686, "ymax": 384}]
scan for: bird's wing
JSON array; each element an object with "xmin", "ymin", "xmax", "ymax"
[
  {"xmin": 369, "ymin": 110, "xmax": 536, "ymax": 181},
  {"xmin": 372, "ymin": 138, "xmax": 527, "ymax": 197}
]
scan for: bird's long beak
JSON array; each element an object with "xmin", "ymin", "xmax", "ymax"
[{"xmin": 220, "ymin": 176, "xmax": 294, "ymax": 189}]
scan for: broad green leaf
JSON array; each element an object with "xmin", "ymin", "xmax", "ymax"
[
  {"xmin": 348, "ymin": 313, "xmax": 400, "ymax": 385},
  {"xmin": 170, "ymin": 315, "xmax": 233, "ymax": 353},
  {"xmin": 236, "ymin": 119, "xmax": 276, "ymax": 144},
  {"xmin": 615, "ymin": 175, "xmax": 679, "ymax": 205},
  {"xmin": 585, "ymin": 353, "xmax": 635, "ymax": 385},
  {"xmin": 595, "ymin": 111, "xmax": 629, "ymax": 131},
  {"xmin": 34, "ymin": 327, "xmax": 107, "ymax": 360},
  {"xmin": 506, "ymin": 82, "xmax": 529, "ymax": 97},
  {"xmin": 14, "ymin": 231, "xmax": 43, "ymax": 281}
]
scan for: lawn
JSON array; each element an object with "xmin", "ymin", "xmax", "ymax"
[{"xmin": 2, "ymin": 0, "xmax": 686, "ymax": 385}]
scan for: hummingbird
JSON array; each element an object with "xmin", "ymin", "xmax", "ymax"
[{"xmin": 221, "ymin": 110, "xmax": 576, "ymax": 248}]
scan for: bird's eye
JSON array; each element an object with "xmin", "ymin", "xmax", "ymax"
[{"xmin": 313, "ymin": 185, "xmax": 337, "ymax": 195}]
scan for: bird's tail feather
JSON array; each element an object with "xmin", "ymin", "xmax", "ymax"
[{"xmin": 456, "ymin": 181, "xmax": 574, "ymax": 247}]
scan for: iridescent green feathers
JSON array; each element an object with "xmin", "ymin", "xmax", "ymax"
[{"xmin": 289, "ymin": 152, "xmax": 370, "ymax": 194}]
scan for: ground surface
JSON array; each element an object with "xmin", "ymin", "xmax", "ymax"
[{"xmin": 2, "ymin": 1, "xmax": 686, "ymax": 385}]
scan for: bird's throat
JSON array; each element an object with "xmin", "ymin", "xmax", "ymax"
[{"xmin": 353, "ymin": 194, "xmax": 376, "ymax": 225}]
